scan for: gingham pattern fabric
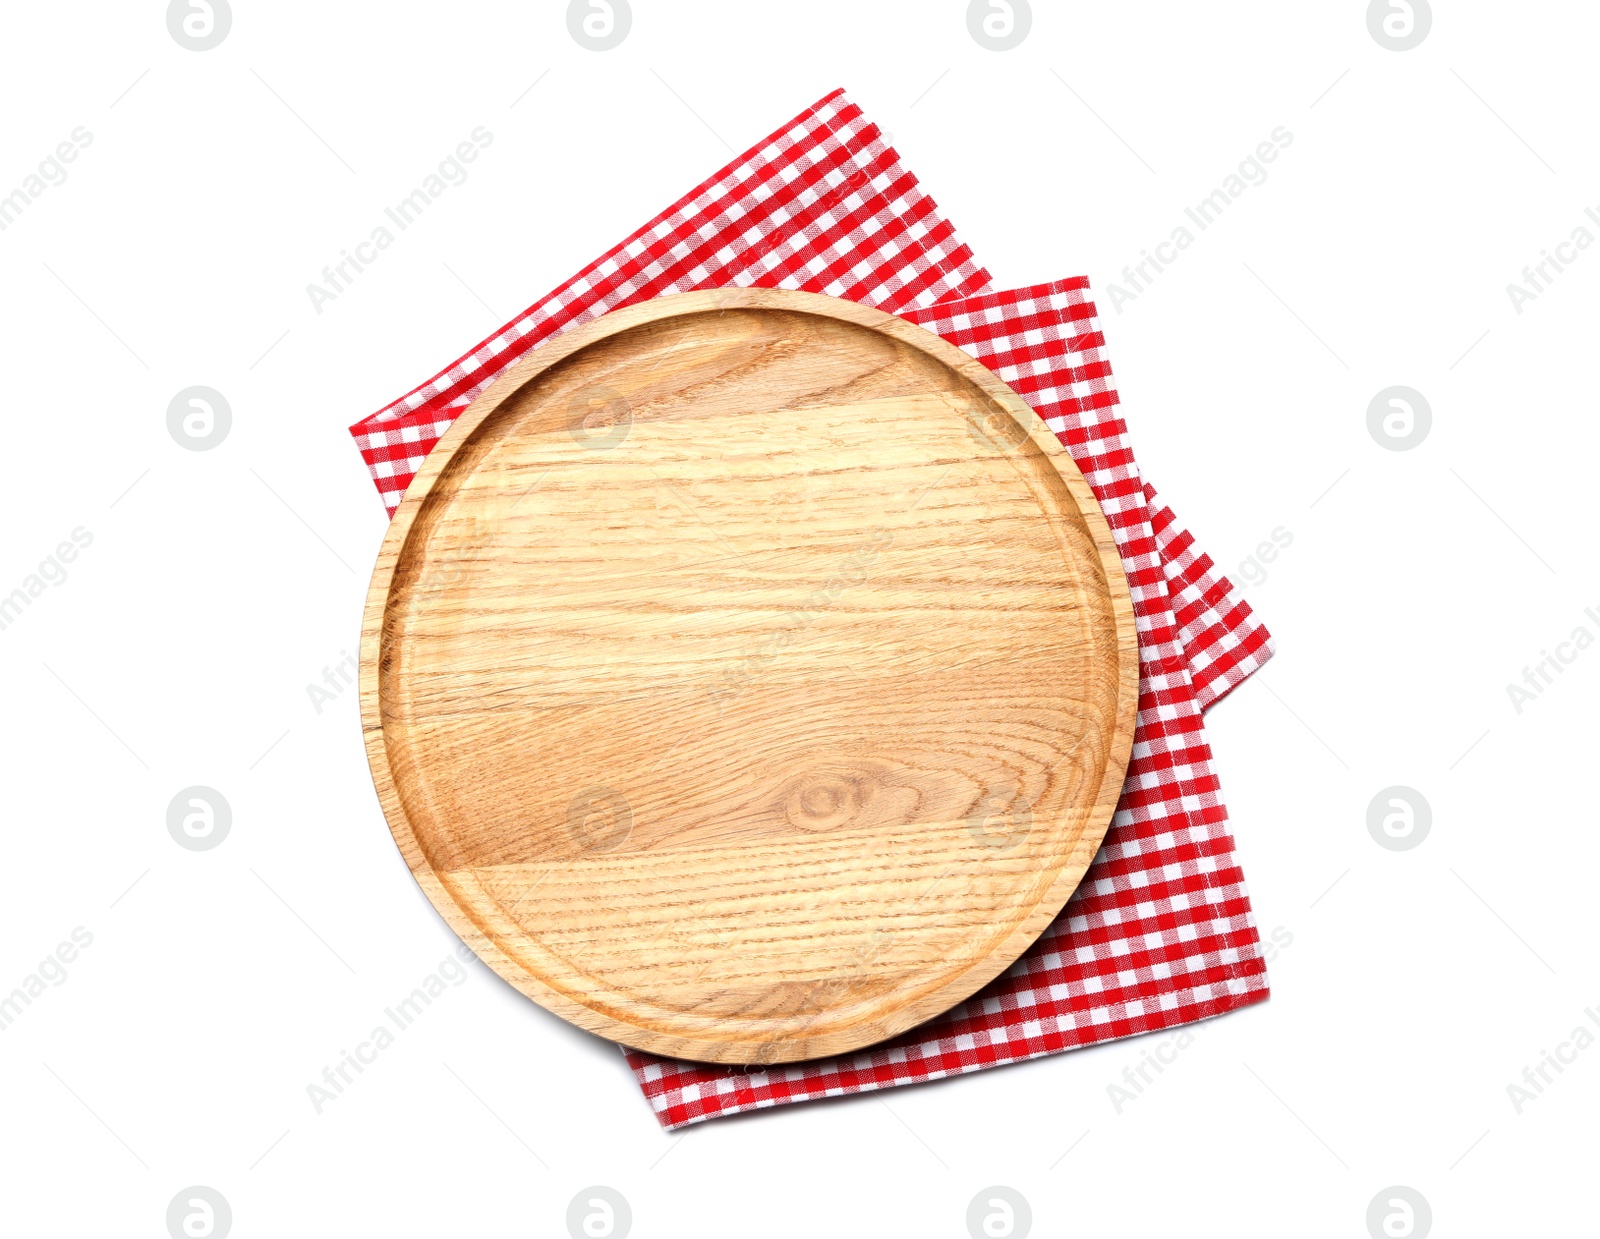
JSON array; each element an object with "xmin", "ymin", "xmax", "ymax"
[
  {"xmin": 349, "ymin": 89, "xmax": 986, "ymax": 514},
  {"xmin": 624, "ymin": 280, "xmax": 1270, "ymax": 1128},
  {"xmin": 343, "ymin": 92, "xmax": 1275, "ymax": 1129}
]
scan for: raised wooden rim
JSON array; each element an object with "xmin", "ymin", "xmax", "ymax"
[{"xmin": 359, "ymin": 288, "xmax": 1139, "ymax": 1062}]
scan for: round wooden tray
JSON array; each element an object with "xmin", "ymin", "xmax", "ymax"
[{"xmin": 361, "ymin": 289, "xmax": 1138, "ymax": 1064}]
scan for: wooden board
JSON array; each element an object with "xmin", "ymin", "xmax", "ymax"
[{"xmin": 361, "ymin": 289, "xmax": 1138, "ymax": 1064}]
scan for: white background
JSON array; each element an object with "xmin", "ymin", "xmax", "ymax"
[{"xmin": 1, "ymin": 1, "xmax": 1595, "ymax": 1235}]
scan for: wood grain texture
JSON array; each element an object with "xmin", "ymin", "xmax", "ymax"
[{"xmin": 360, "ymin": 289, "xmax": 1138, "ymax": 1064}]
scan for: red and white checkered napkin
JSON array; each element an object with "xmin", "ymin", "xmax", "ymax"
[{"xmin": 345, "ymin": 91, "xmax": 1275, "ymax": 1129}]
